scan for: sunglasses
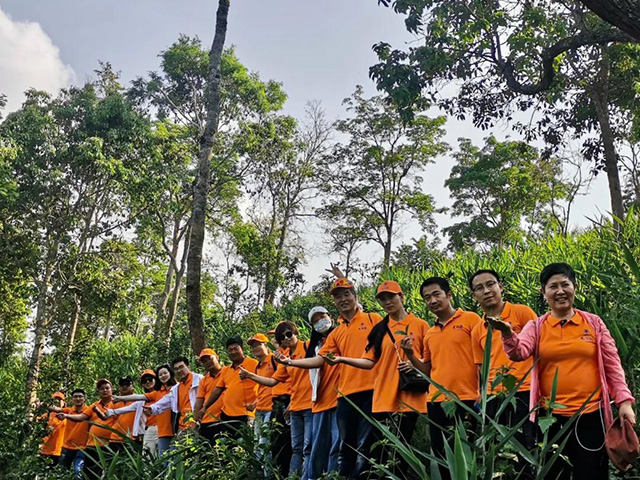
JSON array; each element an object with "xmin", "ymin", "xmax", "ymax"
[
  {"xmin": 141, "ymin": 377, "xmax": 155, "ymax": 383},
  {"xmin": 276, "ymin": 331, "xmax": 295, "ymax": 341}
]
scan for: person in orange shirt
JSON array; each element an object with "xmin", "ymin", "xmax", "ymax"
[
  {"xmin": 114, "ymin": 364, "xmax": 177, "ymax": 457},
  {"xmin": 107, "ymin": 377, "xmax": 140, "ymax": 455},
  {"xmin": 246, "ymin": 333, "xmax": 275, "ymax": 468},
  {"xmin": 56, "ymin": 388, "xmax": 91, "ymax": 475},
  {"xmin": 304, "ymin": 306, "xmax": 340, "ymax": 480},
  {"xmin": 240, "ymin": 322, "xmax": 313, "ymax": 480},
  {"xmin": 199, "ymin": 337, "xmax": 258, "ymax": 439},
  {"xmin": 325, "ymin": 281, "xmax": 428, "ymax": 479},
  {"xmin": 468, "ymin": 269, "xmax": 537, "ymax": 477},
  {"xmin": 59, "ymin": 379, "xmax": 115, "ymax": 480},
  {"xmin": 193, "ymin": 348, "xmax": 224, "ymax": 444},
  {"xmin": 145, "ymin": 357, "xmax": 202, "ymax": 436},
  {"xmin": 277, "ymin": 277, "xmax": 382, "ymax": 479},
  {"xmin": 488, "ymin": 263, "xmax": 636, "ymax": 480},
  {"xmin": 40, "ymin": 391, "xmax": 67, "ymax": 466},
  {"xmin": 402, "ymin": 277, "xmax": 482, "ymax": 480},
  {"xmin": 268, "ymin": 330, "xmax": 293, "ymax": 478}
]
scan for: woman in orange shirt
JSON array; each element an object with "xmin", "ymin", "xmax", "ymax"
[
  {"xmin": 489, "ymin": 263, "xmax": 636, "ymax": 480},
  {"xmin": 40, "ymin": 391, "xmax": 67, "ymax": 466},
  {"xmin": 323, "ymin": 281, "xmax": 429, "ymax": 478}
]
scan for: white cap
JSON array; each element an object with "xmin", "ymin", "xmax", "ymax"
[{"xmin": 308, "ymin": 306, "xmax": 329, "ymax": 323}]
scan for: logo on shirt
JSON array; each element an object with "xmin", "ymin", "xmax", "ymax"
[
  {"xmin": 453, "ymin": 325, "xmax": 464, "ymax": 330},
  {"xmin": 358, "ymin": 322, "xmax": 367, "ymax": 330},
  {"xmin": 581, "ymin": 329, "xmax": 594, "ymax": 342}
]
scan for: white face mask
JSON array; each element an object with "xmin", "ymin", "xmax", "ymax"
[{"xmin": 314, "ymin": 318, "xmax": 332, "ymax": 334}]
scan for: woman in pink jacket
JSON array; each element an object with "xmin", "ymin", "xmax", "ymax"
[{"xmin": 488, "ymin": 262, "xmax": 635, "ymax": 480}]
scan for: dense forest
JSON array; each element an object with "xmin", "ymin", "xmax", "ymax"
[{"xmin": 1, "ymin": 0, "xmax": 639, "ymax": 478}]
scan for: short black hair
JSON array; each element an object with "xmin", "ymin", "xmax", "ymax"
[
  {"xmin": 71, "ymin": 389, "xmax": 85, "ymax": 396},
  {"xmin": 420, "ymin": 277, "xmax": 451, "ymax": 296},
  {"xmin": 540, "ymin": 263, "xmax": 576, "ymax": 288},
  {"xmin": 226, "ymin": 336, "xmax": 243, "ymax": 348},
  {"xmin": 468, "ymin": 269, "xmax": 501, "ymax": 289},
  {"xmin": 172, "ymin": 356, "xmax": 190, "ymax": 367},
  {"xmin": 118, "ymin": 376, "xmax": 133, "ymax": 386}
]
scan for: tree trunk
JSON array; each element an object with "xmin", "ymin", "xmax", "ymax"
[
  {"xmin": 163, "ymin": 225, "xmax": 191, "ymax": 355},
  {"xmin": 185, "ymin": 0, "xmax": 230, "ymax": 356},
  {"xmin": 579, "ymin": 0, "xmax": 640, "ymax": 42},
  {"xmin": 588, "ymin": 54, "xmax": 625, "ymax": 224},
  {"xmin": 63, "ymin": 293, "xmax": 82, "ymax": 387}
]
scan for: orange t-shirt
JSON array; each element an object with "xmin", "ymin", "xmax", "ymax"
[
  {"xmin": 109, "ymin": 400, "xmax": 138, "ymax": 442},
  {"xmin": 363, "ymin": 313, "xmax": 429, "ymax": 413},
  {"xmin": 217, "ymin": 357, "xmax": 259, "ymax": 417},
  {"xmin": 312, "ymin": 357, "xmax": 340, "ymax": 414},
  {"xmin": 423, "ymin": 309, "xmax": 482, "ymax": 402},
  {"xmin": 272, "ymin": 347, "xmax": 293, "ymax": 397},
  {"xmin": 145, "ymin": 387, "xmax": 173, "ymax": 438},
  {"xmin": 86, "ymin": 401, "xmax": 116, "ymax": 447},
  {"xmin": 41, "ymin": 412, "xmax": 66, "ymax": 456},
  {"xmin": 273, "ymin": 341, "xmax": 313, "ymax": 412},
  {"xmin": 254, "ymin": 355, "xmax": 276, "ymax": 412},
  {"xmin": 142, "ymin": 390, "xmax": 157, "ymax": 427},
  {"xmin": 62, "ymin": 405, "xmax": 92, "ymax": 450},
  {"xmin": 196, "ymin": 371, "xmax": 224, "ymax": 424},
  {"xmin": 319, "ymin": 310, "xmax": 382, "ymax": 396},
  {"xmin": 538, "ymin": 313, "xmax": 602, "ymax": 416},
  {"xmin": 176, "ymin": 373, "xmax": 197, "ymax": 429},
  {"xmin": 471, "ymin": 302, "xmax": 536, "ymax": 393}
]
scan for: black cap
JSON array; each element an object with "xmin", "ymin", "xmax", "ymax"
[{"xmin": 118, "ymin": 376, "xmax": 133, "ymax": 386}]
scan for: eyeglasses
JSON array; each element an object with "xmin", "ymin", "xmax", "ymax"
[
  {"xmin": 471, "ymin": 280, "xmax": 498, "ymax": 293},
  {"xmin": 276, "ymin": 331, "xmax": 294, "ymax": 342}
]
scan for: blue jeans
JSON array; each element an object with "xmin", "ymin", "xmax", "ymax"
[
  {"xmin": 254, "ymin": 410, "xmax": 273, "ymax": 475},
  {"xmin": 309, "ymin": 407, "xmax": 340, "ymax": 480},
  {"xmin": 336, "ymin": 390, "xmax": 374, "ymax": 479},
  {"xmin": 60, "ymin": 448, "xmax": 85, "ymax": 477},
  {"xmin": 290, "ymin": 408, "xmax": 313, "ymax": 480},
  {"xmin": 157, "ymin": 436, "xmax": 173, "ymax": 457}
]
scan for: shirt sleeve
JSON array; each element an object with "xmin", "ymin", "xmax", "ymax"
[
  {"xmin": 197, "ymin": 380, "xmax": 207, "ymax": 400},
  {"xmin": 470, "ymin": 324, "xmax": 484, "ymax": 365},
  {"xmin": 149, "ymin": 389, "xmax": 173, "ymax": 415},
  {"xmin": 272, "ymin": 363, "xmax": 290, "ymax": 383},
  {"xmin": 422, "ymin": 333, "xmax": 431, "ymax": 362}
]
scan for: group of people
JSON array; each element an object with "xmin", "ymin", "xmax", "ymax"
[{"xmin": 39, "ymin": 262, "xmax": 636, "ymax": 480}]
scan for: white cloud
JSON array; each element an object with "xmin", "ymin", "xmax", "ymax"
[{"xmin": 0, "ymin": 8, "xmax": 74, "ymax": 113}]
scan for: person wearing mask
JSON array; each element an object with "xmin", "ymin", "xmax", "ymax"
[
  {"xmin": 56, "ymin": 389, "xmax": 91, "ymax": 476},
  {"xmin": 402, "ymin": 277, "xmax": 482, "ymax": 480},
  {"xmin": 246, "ymin": 333, "xmax": 276, "ymax": 472},
  {"xmin": 272, "ymin": 277, "xmax": 382, "ymax": 479},
  {"xmin": 144, "ymin": 357, "xmax": 202, "ymax": 442},
  {"xmin": 58, "ymin": 379, "xmax": 115, "ymax": 480},
  {"xmin": 199, "ymin": 337, "xmax": 258, "ymax": 438},
  {"xmin": 193, "ymin": 348, "xmax": 225, "ymax": 444},
  {"xmin": 240, "ymin": 322, "xmax": 313, "ymax": 480},
  {"xmin": 468, "ymin": 269, "xmax": 537, "ymax": 476},
  {"xmin": 40, "ymin": 391, "xmax": 67, "ymax": 466},
  {"xmin": 115, "ymin": 365, "xmax": 176, "ymax": 457},
  {"xmin": 305, "ymin": 306, "xmax": 340, "ymax": 480},
  {"xmin": 325, "ymin": 281, "xmax": 429, "ymax": 479},
  {"xmin": 487, "ymin": 263, "xmax": 636, "ymax": 480}
]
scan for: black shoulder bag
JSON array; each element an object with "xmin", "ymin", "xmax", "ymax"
[{"xmin": 384, "ymin": 323, "xmax": 430, "ymax": 393}]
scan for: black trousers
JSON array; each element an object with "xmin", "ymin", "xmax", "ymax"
[
  {"xmin": 370, "ymin": 411, "xmax": 419, "ymax": 479},
  {"xmin": 219, "ymin": 412, "xmax": 248, "ymax": 440},
  {"xmin": 544, "ymin": 409, "xmax": 608, "ymax": 480},
  {"xmin": 336, "ymin": 390, "xmax": 375, "ymax": 479},
  {"xmin": 82, "ymin": 446, "xmax": 102, "ymax": 480},
  {"xmin": 271, "ymin": 395, "xmax": 292, "ymax": 478},
  {"xmin": 428, "ymin": 400, "xmax": 477, "ymax": 480},
  {"xmin": 486, "ymin": 390, "xmax": 536, "ymax": 478},
  {"xmin": 199, "ymin": 421, "xmax": 224, "ymax": 445}
]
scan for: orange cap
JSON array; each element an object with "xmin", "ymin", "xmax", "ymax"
[
  {"xmin": 198, "ymin": 348, "xmax": 217, "ymax": 359},
  {"xmin": 376, "ymin": 280, "xmax": 403, "ymax": 297},
  {"xmin": 140, "ymin": 369, "xmax": 155, "ymax": 378},
  {"xmin": 247, "ymin": 333, "xmax": 269, "ymax": 345},
  {"xmin": 330, "ymin": 277, "xmax": 355, "ymax": 294},
  {"xmin": 51, "ymin": 391, "xmax": 65, "ymax": 401},
  {"xmin": 96, "ymin": 379, "xmax": 111, "ymax": 388}
]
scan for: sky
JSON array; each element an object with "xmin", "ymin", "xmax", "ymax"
[{"xmin": 0, "ymin": 0, "xmax": 611, "ymax": 286}]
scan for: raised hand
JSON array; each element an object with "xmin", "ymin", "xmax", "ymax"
[
  {"xmin": 400, "ymin": 336, "xmax": 415, "ymax": 356},
  {"xmin": 273, "ymin": 351, "xmax": 290, "ymax": 364},
  {"xmin": 486, "ymin": 316, "xmax": 513, "ymax": 337},
  {"xmin": 56, "ymin": 412, "xmax": 67, "ymax": 421},
  {"xmin": 238, "ymin": 366, "xmax": 250, "ymax": 380},
  {"xmin": 325, "ymin": 262, "xmax": 345, "ymax": 279}
]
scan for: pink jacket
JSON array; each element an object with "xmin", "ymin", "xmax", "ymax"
[{"xmin": 502, "ymin": 309, "xmax": 634, "ymax": 428}]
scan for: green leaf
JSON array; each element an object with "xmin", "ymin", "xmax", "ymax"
[{"xmin": 538, "ymin": 416, "xmax": 556, "ymax": 435}]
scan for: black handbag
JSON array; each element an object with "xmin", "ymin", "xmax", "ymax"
[{"xmin": 384, "ymin": 322, "xmax": 431, "ymax": 393}]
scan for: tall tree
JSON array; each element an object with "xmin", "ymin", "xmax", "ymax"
[
  {"xmin": 371, "ymin": 0, "xmax": 640, "ymax": 221},
  {"xmin": 319, "ymin": 86, "xmax": 447, "ymax": 268},
  {"xmin": 444, "ymin": 136, "xmax": 568, "ymax": 250}
]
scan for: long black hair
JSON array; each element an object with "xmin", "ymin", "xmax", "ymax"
[
  {"xmin": 365, "ymin": 315, "xmax": 390, "ymax": 361},
  {"xmin": 306, "ymin": 325, "xmax": 335, "ymax": 358},
  {"xmin": 155, "ymin": 364, "xmax": 177, "ymax": 390}
]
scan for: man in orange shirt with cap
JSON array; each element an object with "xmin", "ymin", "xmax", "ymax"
[
  {"xmin": 273, "ymin": 277, "xmax": 382, "ymax": 479},
  {"xmin": 56, "ymin": 388, "xmax": 91, "ymax": 475},
  {"xmin": 193, "ymin": 348, "xmax": 225, "ymax": 444},
  {"xmin": 40, "ymin": 391, "xmax": 67, "ymax": 466}
]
